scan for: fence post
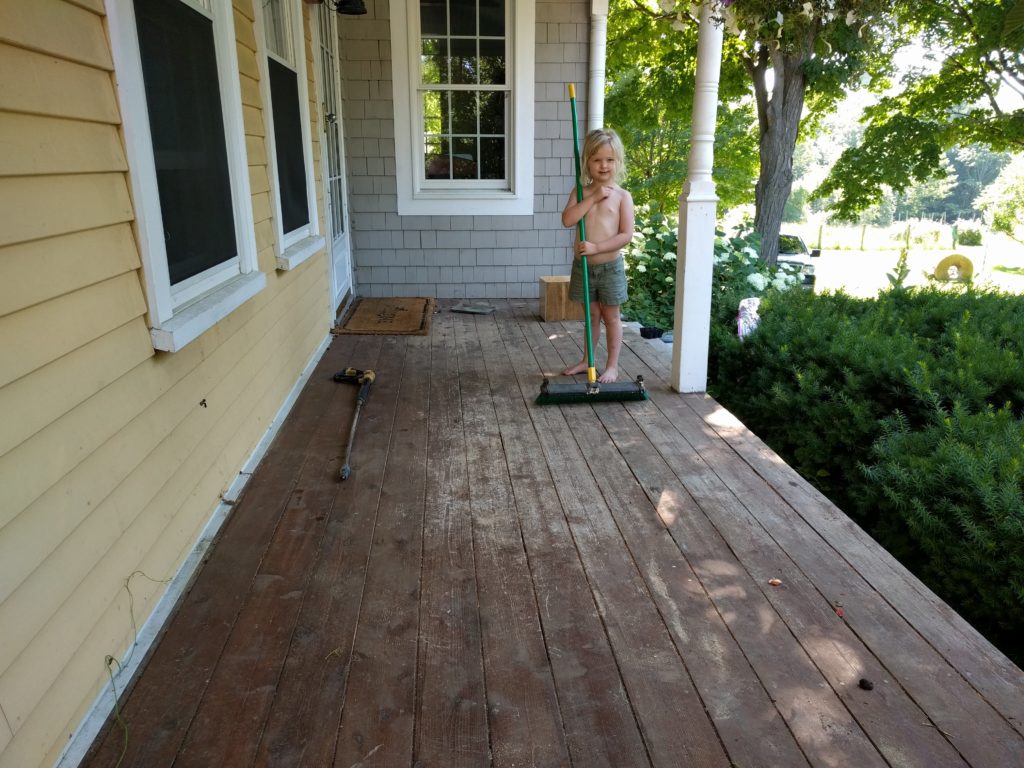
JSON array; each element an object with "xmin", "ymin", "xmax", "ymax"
[{"xmin": 817, "ymin": 224, "xmax": 823, "ymax": 249}]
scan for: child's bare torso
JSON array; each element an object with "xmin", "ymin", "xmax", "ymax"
[{"xmin": 579, "ymin": 183, "xmax": 626, "ymax": 265}]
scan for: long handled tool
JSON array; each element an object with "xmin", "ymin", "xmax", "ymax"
[
  {"xmin": 536, "ymin": 84, "xmax": 647, "ymax": 406},
  {"xmin": 333, "ymin": 367, "xmax": 376, "ymax": 480}
]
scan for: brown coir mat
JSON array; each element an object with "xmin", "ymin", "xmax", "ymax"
[{"xmin": 332, "ymin": 297, "xmax": 435, "ymax": 336}]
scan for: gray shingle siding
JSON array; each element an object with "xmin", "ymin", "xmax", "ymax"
[{"xmin": 340, "ymin": 0, "xmax": 589, "ymax": 299}]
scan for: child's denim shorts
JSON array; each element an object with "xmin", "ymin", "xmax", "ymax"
[{"xmin": 569, "ymin": 256, "xmax": 628, "ymax": 306}]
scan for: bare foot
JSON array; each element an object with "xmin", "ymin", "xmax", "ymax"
[
  {"xmin": 598, "ymin": 366, "xmax": 619, "ymax": 383},
  {"xmin": 561, "ymin": 359, "xmax": 588, "ymax": 376}
]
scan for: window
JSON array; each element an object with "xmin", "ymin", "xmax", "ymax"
[
  {"xmin": 107, "ymin": 0, "xmax": 263, "ymax": 352},
  {"xmin": 391, "ymin": 0, "xmax": 534, "ymax": 215},
  {"xmin": 257, "ymin": 0, "xmax": 323, "ymax": 269}
]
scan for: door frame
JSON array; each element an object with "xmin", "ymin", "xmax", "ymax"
[{"xmin": 311, "ymin": 5, "xmax": 354, "ymax": 313}]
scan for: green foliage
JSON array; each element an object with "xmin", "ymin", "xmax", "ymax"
[
  {"xmin": 957, "ymin": 227, "xmax": 983, "ymax": 246},
  {"xmin": 977, "ymin": 154, "xmax": 1024, "ymax": 242},
  {"xmin": 621, "ymin": 210, "xmax": 801, "ymax": 329},
  {"xmin": 863, "ymin": 403, "xmax": 1024, "ymax": 650},
  {"xmin": 605, "ymin": 0, "xmax": 758, "ymax": 212},
  {"xmin": 816, "ymin": 1, "xmax": 1024, "ymax": 218},
  {"xmin": 709, "ymin": 284, "xmax": 1024, "ymax": 662}
]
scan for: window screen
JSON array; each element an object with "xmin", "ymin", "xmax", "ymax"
[
  {"xmin": 134, "ymin": 0, "xmax": 238, "ymax": 285},
  {"xmin": 268, "ymin": 58, "xmax": 310, "ymax": 234}
]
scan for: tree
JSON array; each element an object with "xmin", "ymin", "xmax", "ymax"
[
  {"xmin": 605, "ymin": 0, "xmax": 758, "ymax": 213},
  {"xmin": 977, "ymin": 153, "xmax": 1024, "ymax": 241},
  {"xmin": 815, "ymin": 1, "xmax": 1024, "ymax": 220},
  {"xmin": 634, "ymin": 1, "xmax": 901, "ymax": 263}
]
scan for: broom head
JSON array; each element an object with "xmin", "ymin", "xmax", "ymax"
[{"xmin": 535, "ymin": 376, "xmax": 648, "ymax": 405}]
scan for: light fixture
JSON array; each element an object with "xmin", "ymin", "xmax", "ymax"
[{"xmin": 331, "ymin": 0, "xmax": 367, "ymax": 14}]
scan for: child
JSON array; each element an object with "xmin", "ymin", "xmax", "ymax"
[{"xmin": 560, "ymin": 128, "xmax": 634, "ymax": 383}]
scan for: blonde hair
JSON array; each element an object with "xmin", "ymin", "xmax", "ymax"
[{"xmin": 580, "ymin": 128, "xmax": 626, "ymax": 185}]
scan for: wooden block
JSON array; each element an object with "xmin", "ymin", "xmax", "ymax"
[{"xmin": 539, "ymin": 275, "xmax": 585, "ymax": 322}]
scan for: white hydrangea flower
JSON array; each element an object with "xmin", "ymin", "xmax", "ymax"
[
  {"xmin": 743, "ymin": 246, "xmax": 759, "ymax": 259},
  {"xmin": 746, "ymin": 272, "xmax": 768, "ymax": 291},
  {"xmin": 663, "ymin": 251, "xmax": 676, "ymax": 260},
  {"xmin": 772, "ymin": 276, "xmax": 790, "ymax": 290},
  {"xmin": 637, "ymin": 264, "xmax": 647, "ymax": 273}
]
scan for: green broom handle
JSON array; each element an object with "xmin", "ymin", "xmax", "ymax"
[{"xmin": 568, "ymin": 84, "xmax": 597, "ymax": 385}]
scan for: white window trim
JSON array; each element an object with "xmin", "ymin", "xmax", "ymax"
[
  {"xmin": 254, "ymin": 1, "xmax": 324, "ymax": 271},
  {"xmin": 106, "ymin": 0, "xmax": 264, "ymax": 352},
  {"xmin": 391, "ymin": 0, "xmax": 535, "ymax": 216}
]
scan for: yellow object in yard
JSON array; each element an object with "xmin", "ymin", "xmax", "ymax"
[{"xmin": 934, "ymin": 253, "xmax": 974, "ymax": 281}]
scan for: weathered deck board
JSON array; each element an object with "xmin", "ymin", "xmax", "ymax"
[
  {"xmin": 330, "ymin": 334, "xmax": 429, "ymax": 768},
  {"xmin": 251, "ymin": 334, "xmax": 399, "ymax": 768},
  {"xmin": 81, "ymin": 300, "xmax": 1024, "ymax": 768},
  {"xmin": 452, "ymin": 311, "xmax": 570, "ymax": 767}
]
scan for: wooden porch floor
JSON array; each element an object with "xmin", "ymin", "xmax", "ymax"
[{"xmin": 83, "ymin": 300, "xmax": 1024, "ymax": 768}]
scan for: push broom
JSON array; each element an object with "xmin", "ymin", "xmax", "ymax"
[{"xmin": 536, "ymin": 84, "xmax": 647, "ymax": 406}]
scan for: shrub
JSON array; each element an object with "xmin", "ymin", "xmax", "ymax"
[
  {"xmin": 863, "ymin": 402, "xmax": 1024, "ymax": 652},
  {"xmin": 622, "ymin": 209, "xmax": 801, "ymax": 330},
  {"xmin": 709, "ymin": 284, "xmax": 1024, "ymax": 663},
  {"xmin": 957, "ymin": 227, "xmax": 983, "ymax": 246}
]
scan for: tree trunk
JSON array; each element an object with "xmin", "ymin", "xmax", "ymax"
[{"xmin": 746, "ymin": 38, "xmax": 813, "ymax": 265}]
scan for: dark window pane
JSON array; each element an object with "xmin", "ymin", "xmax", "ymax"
[
  {"xmin": 421, "ymin": 37, "xmax": 447, "ymax": 83},
  {"xmin": 479, "ymin": 0, "xmax": 503, "ymax": 35},
  {"xmin": 268, "ymin": 58, "xmax": 309, "ymax": 234},
  {"xmin": 450, "ymin": 37, "xmax": 476, "ymax": 84},
  {"xmin": 478, "ymin": 38, "xmax": 504, "ymax": 85},
  {"xmin": 135, "ymin": 0, "xmax": 237, "ymax": 285},
  {"xmin": 451, "ymin": 90, "xmax": 476, "ymax": 134},
  {"xmin": 452, "ymin": 137, "xmax": 477, "ymax": 179},
  {"xmin": 420, "ymin": 0, "xmax": 447, "ymax": 35},
  {"xmin": 450, "ymin": 0, "xmax": 476, "ymax": 36},
  {"xmin": 439, "ymin": 90, "xmax": 451, "ymax": 132},
  {"xmin": 425, "ymin": 137, "xmax": 451, "ymax": 178},
  {"xmin": 479, "ymin": 91, "xmax": 504, "ymax": 134},
  {"xmin": 480, "ymin": 137, "xmax": 504, "ymax": 179}
]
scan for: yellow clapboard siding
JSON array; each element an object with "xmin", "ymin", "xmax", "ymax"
[
  {"xmin": 255, "ymin": 219, "xmax": 275, "ymax": 251},
  {"xmin": 252, "ymin": 190, "xmax": 272, "ymax": 223},
  {"xmin": 0, "ymin": 261, "xmax": 321, "ymax": 633},
  {"xmin": 0, "ymin": 321, "xmax": 152, "ymax": 460},
  {"xmin": 0, "ymin": 173, "xmax": 133, "ymax": 249},
  {"xmin": 0, "ymin": 717, "xmax": 10, "ymax": 760},
  {"xmin": 0, "ymin": 0, "xmax": 112, "ymax": 70},
  {"xmin": 64, "ymin": 0, "xmax": 105, "ymax": 14},
  {"xmin": 0, "ymin": 306, "xmax": 324, "ymax": 765},
  {"xmin": 0, "ymin": 279, "xmax": 326, "ymax": 729},
  {"xmin": 0, "ymin": 114, "xmax": 126, "ymax": 177},
  {"xmin": 240, "ymin": 71, "xmax": 261, "ymax": 109},
  {"xmin": 0, "ymin": 272, "xmax": 145, "ymax": 393},
  {"xmin": 236, "ymin": 44, "xmax": 259, "ymax": 82},
  {"xmin": 246, "ymin": 134, "xmax": 267, "ymax": 166},
  {"xmin": 243, "ymin": 104, "xmax": 264, "ymax": 137},
  {"xmin": 234, "ymin": 6, "xmax": 257, "ymax": 53},
  {"xmin": 233, "ymin": 0, "xmax": 255, "ymax": 22},
  {"xmin": 0, "ymin": 43, "xmax": 119, "ymax": 123},
  {"xmin": 0, "ymin": 224, "xmax": 139, "ymax": 318},
  {"xmin": 249, "ymin": 164, "xmax": 270, "ymax": 196}
]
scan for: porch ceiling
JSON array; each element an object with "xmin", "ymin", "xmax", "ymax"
[{"xmin": 82, "ymin": 301, "xmax": 1024, "ymax": 767}]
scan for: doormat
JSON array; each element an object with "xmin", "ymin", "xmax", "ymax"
[{"xmin": 332, "ymin": 297, "xmax": 435, "ymax": 336}]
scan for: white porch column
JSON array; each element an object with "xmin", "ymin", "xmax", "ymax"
[
  {"xmin": 588, "ymin": 0, "xmax": 608, "ymax": 130},
  {"xmin": 671, "ymin": 1, "xmax": 723, "ymax": 393}
]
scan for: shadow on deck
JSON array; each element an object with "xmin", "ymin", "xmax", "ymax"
[{"xmin": 82, "ymin": 300, "xmax": 1024, "ymax": 767}]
